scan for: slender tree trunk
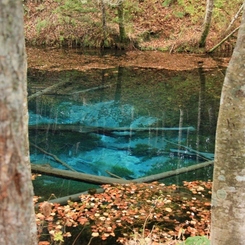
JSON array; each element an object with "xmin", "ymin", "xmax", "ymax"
[
  {"xmin": 0, "ymin": 1, "xmax": 37, "ymax": 244},
  {"xmin": 118, "ymin": 3, "xmax": 126, "ymax": 43},
  {"xmin": 211, "ymin": 2, "xmax": 245, "ymax": 244},
  {"xmin": 199, "ymin": 0, "xmax": 214, "ymax": 48},
  {"xmin": 101, "ymin": 0, "xmax": 107, "ymax": 48}
]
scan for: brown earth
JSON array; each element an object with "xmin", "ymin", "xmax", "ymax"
[
  {"xmin": 24, "ymin": 0, "xmax": 241, "ymax": 53},
  {"xmin": 27, "ymin": 46, "xmax": 230, "ymax": 72}
]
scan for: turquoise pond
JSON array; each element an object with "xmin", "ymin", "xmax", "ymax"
[{"xmin": 28, "ymin": 64, "xmax": 224, "ymax": 198}]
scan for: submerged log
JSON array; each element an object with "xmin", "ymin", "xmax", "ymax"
[
  {"xmin": 33, "ymin": 161, "xmax": 214, "ymax": 205},
  {"xmin": 31, "ymin": 143, "xmax": 76, "ymax": 172},
  {"xmin": 28, "ymin": 79, "xmax": 71, "ymax": 101},
  {"xmin": 170, "ymin": 148, "xmax": 214, "ymax": 160},
  {"xmin": 29, "ymin": 124, "xmax": 195, "ymax": 134},
  {"xmin": 133, "ymin": 160, "xmax": 214, "ymax": 183},
  {"xmin": 31, "ymin": 164, "xmax": 131, "ymax": 184},
  {"xmin": 31, "ymin": 160, "xmax": 214, "ymax": 185},
  {"xmin": 37, "ymin": 188, "xmax": 105, "ymax": 206},
  {"xmin": 69, "ymin": 84, "xmax": 112, "ymax": 95}
]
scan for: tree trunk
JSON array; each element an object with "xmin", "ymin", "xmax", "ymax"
[
  {"xmin": 31, "ymin": 160, "xmax": 214, "ymax": 185},
  {"xmin": 211, "ymin": 2, "xmax": 245, "ymax": 244},
  {"xmin": 0, "ymin": 1, "xmax": 37, "ymax": 244},
  {"xmin": 199, "ymin": 0, "xmax": 214, "ymax": 48},
  {"xmin": 28, "ymin": 124, "xmax": 195, "ymax": 134},
  {"xmin": 31, "ymin": 164, "xmax": 131, "ymax": 184},
  {"xmin": 118, "ymin": 3, "xmax": 126, "ymax": 43}
]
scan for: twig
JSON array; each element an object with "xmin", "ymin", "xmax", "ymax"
[
  {"xmin": 87, "ymin": 237, "xmax": 94, "ymax": 245},
  {"xmin": 72, "ymin": 226, "xmax": 88, "ymax": 245},
  {"xmin": 106, "ymin": 170, "xmax": 124, "ymax": 179},
  {"xmin": 30, "ymin": 143, "xmax": 76, "ymax": 172}
]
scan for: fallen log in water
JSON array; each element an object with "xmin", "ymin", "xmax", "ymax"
[
  {"xmin": 33, "ymin": 160, "xmax": 214, "ymax": 205},
  {"xmin": 30, "ymin": 143, "xmax": 76, "ymax": 172},
  {"xmin": 132, "ymin": 160, "xmax": 214, "ymax": 183},
  {"xmin": 31, "ymin": 164, "xmax": 131, "ymax": 185},
  {"xmin": 68, "ymin": 84, "xmax": 112, "ymax": 95},
  {"xmin": 29, "ymin": 124, "xmax": 195, "ymax": 134},
  {"xmin": 170, "ymin": 148, "xmax": 214, "ymax": 161},
  {"xmin": 38, "ymin": 188, "xmax": 105, "ymax": 206},
  {"xmin": 31, "ymin": 160, "xmax": 214, "ymax": 185},
  {"xmin": 28, "ymin": 79, "xmax": 72, "ymax": 101}
]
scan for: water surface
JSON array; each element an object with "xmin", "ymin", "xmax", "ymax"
[{"xmin": 28, "ymin": 52, "xmax": 225, "ymax": 198}]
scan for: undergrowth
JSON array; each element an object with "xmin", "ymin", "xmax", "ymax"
[{"xmin": 24, "ymin": 0, "xmax": 242, "ymax": 50}]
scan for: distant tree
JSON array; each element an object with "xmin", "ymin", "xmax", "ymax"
[
  {"xmin": 100, "ymin": 0, "xmax": 108, "ymax": 48},
  {"xmin": 0, "ymin": 1, "xmax": 37, "ymax": 244},
  {"xmin": 199, "ymin": 0, "xmax": 214, "ymax": 48},
  {"xmin": 117, "ymin": 2, "xmax": 127, "ymax": 43},
  {"xmin": 211, "ymin": 2, "xmax": 245, "ymax": 244},
  {"xmin": 103, "ymin": 0, "xmax": 127, "ymax": 44}
]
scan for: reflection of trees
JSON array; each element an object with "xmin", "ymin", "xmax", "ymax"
[
  {"xmin": 196, "ymin": 62, "xmax": 206, "ymax": 159},
  {"xmin": 114, "ymin": 66, "xmax": 123, "ymax": 103},
  {"xmin": 28, "ymin": 67, "xmax": 223, "ymax": 155}
]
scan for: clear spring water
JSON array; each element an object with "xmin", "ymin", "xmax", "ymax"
[{"xmin": 28, "ymin": 65, "xmax": 224, "ymax": 198}]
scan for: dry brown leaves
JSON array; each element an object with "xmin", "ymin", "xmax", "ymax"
[{"xmin": 35, "ymin": 181, "xmax": 212, "ymax": 244}]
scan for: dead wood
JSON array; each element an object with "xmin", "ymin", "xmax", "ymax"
[
  {"xmin": 31, "ymin": 164, "xmax": 131, "ymax": 184},
  {"xmin": 31, "ymin": 160, "xmax": 213, "ymax": 185},
  {"xmin": 69, "ymin": 84, "xmax": 112, "ymax": 95},
  {"xmin": 37, "ymin": 188, "xmax": 105, "ymax": 206},
  {"xmin": 28, "ymin": 79, "xmax": 71, "ymax": 101},
  {"xmin": 132, "ymin": 160, "xmax": 214, "ymax": 183},
  {"xmin": 106, "ymin": 170, "xmax": 124, "ymax": 179},
  {"xmin": 31, "ymin": 143, "xmax": 76, "ymax": 172},
  {"xmin": 223, "ymin": 4, "xmax": 244, "ymax": 37},
  {"xmin": 29, "ymin": 124, "xmax": 195, "ymax": 134},
  {"xmin": 32, "ymin": 160, "xmax": 214, "ymax": 205},
  {"xmin": 208, "ymin": 26, "xmax": 240, "ymax": 53},
  {"xmin": 164, "ymin": 138, "xmax": 214, "ymax": 161}
]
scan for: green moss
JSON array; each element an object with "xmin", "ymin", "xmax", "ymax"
[
  {"xmin": 110, "ymin": 165, "xmax": 133, "ymax": 179},
  {"xmin": 131, "ymin": 144, "xmax": 158, "ymax": 158},
  {"xmin": 185, "ymin": 236, "xmax": 210, "ymax": 245}
]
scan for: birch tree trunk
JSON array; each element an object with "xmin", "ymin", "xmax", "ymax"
[
  {"xmin": 0, "ymin": 1, "xmax": 37, "ymax": 244},
  {"xmin": 211, "ymin": 2, "xmax": 245, "ymax": 244},
  {"xmin": 199, "ymin": 0, "xmax": 214, "ymax": 48}
]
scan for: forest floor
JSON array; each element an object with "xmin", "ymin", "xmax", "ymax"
[
  {"xmin": 24, "ymin": 0, "xmax": 241, "ymax": 54},
  {"xmin": 26, "ymin": 46, "xmax": 230, "ymax": 72},
  {"xmin": 36, "ymin": 181, "xmax": 212, "ymax": 245}
]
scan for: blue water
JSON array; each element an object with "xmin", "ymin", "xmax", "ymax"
[{"xmin": 28, "ymin": 66, "xmax": 223, "ymax": 196}]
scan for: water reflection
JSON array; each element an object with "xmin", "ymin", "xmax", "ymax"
[{"xmin": 28, "ymin": 65, "xmax": 223, "ymax": 196}]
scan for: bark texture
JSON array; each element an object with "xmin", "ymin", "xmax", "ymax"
[
  {"xmin": 0, "ymin": 1, "xmax": 37, "ymax": 244},
  {"xmin": 199, "ymin": 0, "xmax": 214, "ymax": 48},
  {"xmin": 118, "ymin": 3, "xmax": 126, "ymax": 42},
  {"xmin": 211, "ymin": 3, "xmax": 245, "ymax": 244}
]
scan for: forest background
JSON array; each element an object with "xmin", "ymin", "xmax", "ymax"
[
  {"xmin": 14, "ymin": 1, "xmax": 244, "ymax": 245},
  {"xmin": 23, "ymin": 0, "xmax": 242, "ymax": 53}
]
